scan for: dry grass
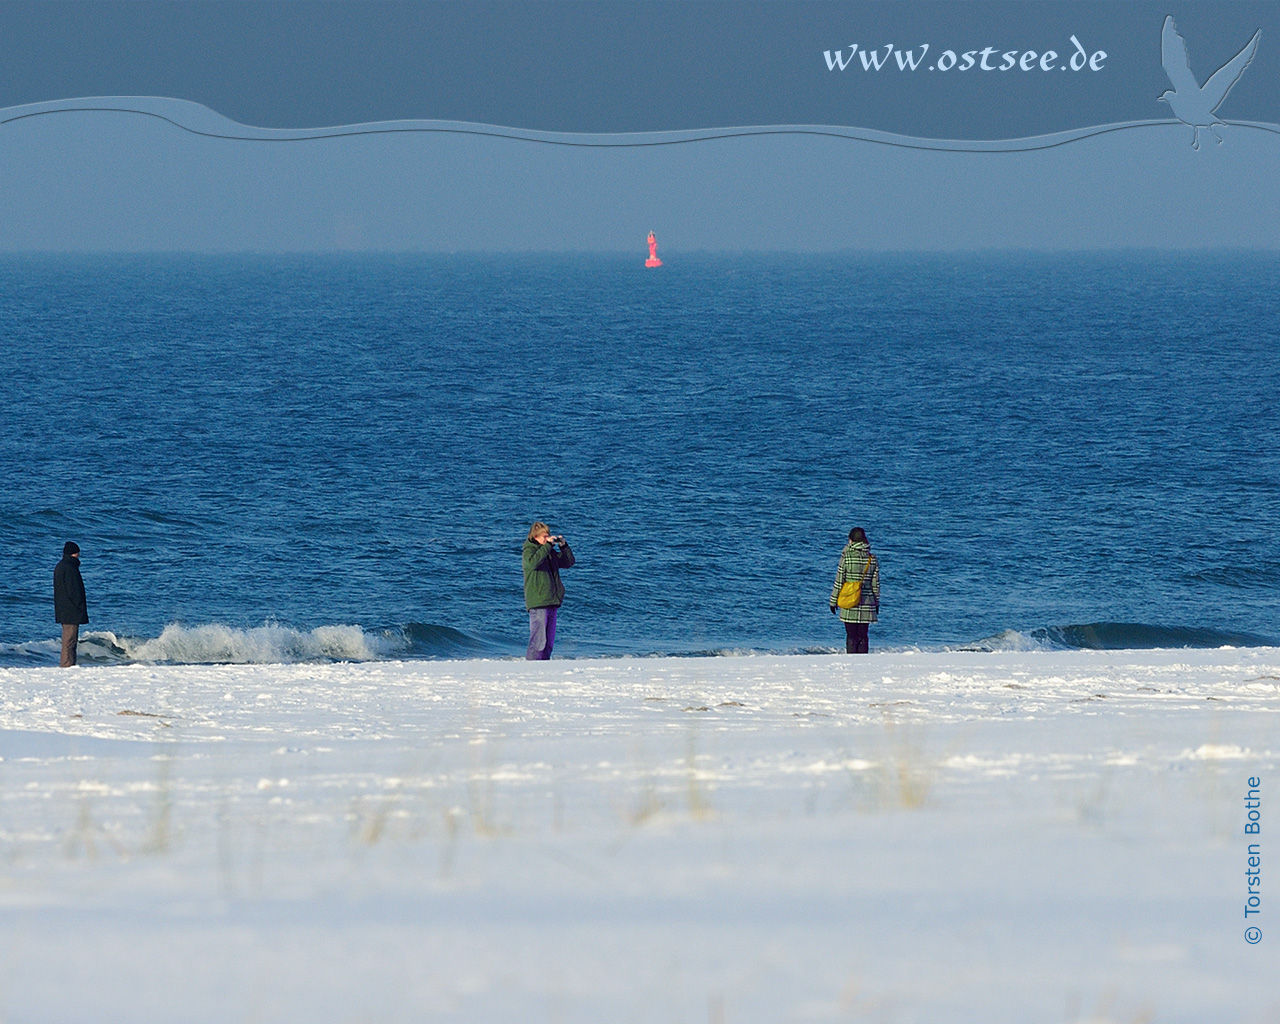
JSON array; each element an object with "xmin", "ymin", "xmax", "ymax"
[{"xmin": 877, "ymin": 714, "xmax": 933, "ymax": 809}]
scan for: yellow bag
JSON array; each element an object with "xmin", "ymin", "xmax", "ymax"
[
  {"xmin": 836, "ymin": 579, "xmax": 862, "ymax": 609},
  {"xmin": 836, "ymin": 557, "xmax": 874, "ymax": 609}
]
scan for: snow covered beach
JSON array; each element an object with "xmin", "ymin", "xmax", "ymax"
[{"xmin": 1, "ymin": 648, "xmax": 1277, "ymax": 1022}]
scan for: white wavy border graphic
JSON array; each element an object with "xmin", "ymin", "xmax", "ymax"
[{"xmin": 4, "ymin": 96, "xmax": 1280, "ymax": 152}]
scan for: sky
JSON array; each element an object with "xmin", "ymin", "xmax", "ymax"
[{"xmin": 0, "ymin": 1, "xmax": 1277, "ymax": 251}]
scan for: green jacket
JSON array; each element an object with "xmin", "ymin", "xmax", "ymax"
[
  {"xmin": 523, "ymin": 539, "xmax": 576, "ymax": 610},
  {"xmin": 829, "ymin": 541, "xmax": 880, "ymax": 624}
]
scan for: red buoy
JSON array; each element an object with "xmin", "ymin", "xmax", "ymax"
[{"xmin": 645, "ymin": 231, "xmax": 663, "ymax": 268}]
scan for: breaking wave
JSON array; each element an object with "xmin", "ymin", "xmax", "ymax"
[
  {"xmin": 3, "ymin": 620, "xmax": 1274, "ymax": 667},
  {"xmin": 960, "ymin": 621, "xmax": 1278, "ymax": 653},
  {"xmin": 0, "ymin": 622, "xmax": 516, "ymax": 666}
]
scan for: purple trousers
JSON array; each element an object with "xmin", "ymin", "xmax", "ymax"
[{"xmin": 526, "ymin": 606, "xmax": 558, "ymax": 660}]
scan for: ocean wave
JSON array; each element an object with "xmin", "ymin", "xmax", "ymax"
[
  {"xmin": 959, "ymin": 622, "xmax": 1278, "ymax": 653},
  {"xmin": 401, "ymin": 622, "xmax": 515, "ymax": 659},
  {"xmin": 0, "ymin": 621, "xmax": 515, "ymax": 666},
  {"xmin": 1187, "ymin": 565, "xmax": 1280, "ymax": 589},
  {"xmin": 82, "ymin": 624, "xmax": 398, "ymax": 664},
  {"xmin": 2, "ymin": 619, "xmax": 1272, "ymax": 667}
]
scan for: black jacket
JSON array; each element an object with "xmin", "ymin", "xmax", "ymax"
[{"xmin": 54, "ymin": 556, "xmax": 89, "ymax": 625}]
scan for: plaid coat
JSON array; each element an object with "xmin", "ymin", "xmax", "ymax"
[{"xmin": 829, "ymin": 541, "xmax": 880, "ymax": 624}]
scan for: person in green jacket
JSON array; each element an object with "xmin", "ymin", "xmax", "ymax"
[
  {"xmin": 522, "ymin": 521, "xmax": 575, "ymax": 660},
  {"xmin": 829, "ymin": 527, "xmax": 880, "ymax": 654}
]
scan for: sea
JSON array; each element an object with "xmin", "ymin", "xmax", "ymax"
[{"xmin": 2, "ymin": 251, "xmax": 1278, "ymax": 665}]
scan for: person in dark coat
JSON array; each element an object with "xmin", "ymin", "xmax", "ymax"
[
  {"xmin": 522, "ymin": 521, "xmax": 575, "ymax": 660},
  {"xmin": 53, "ymin": 541, "xmax": 89, "ymax": 667}
]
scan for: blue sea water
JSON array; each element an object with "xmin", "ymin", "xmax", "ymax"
[{"xmin": 2, "ymin": 251, "xmax": 1278, "ymax": 665}]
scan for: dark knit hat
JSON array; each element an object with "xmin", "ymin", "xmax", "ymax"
[{"xmin": 63, "ymin": 541, "xmax": 80, "ymax": 557}]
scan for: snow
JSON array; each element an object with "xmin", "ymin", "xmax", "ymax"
[{"xmin": 1, "ymin": 648, "xmax": 1277, "ymax": 1022}]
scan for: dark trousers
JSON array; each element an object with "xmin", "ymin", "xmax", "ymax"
[
  {"xmin": 844, "ymin": 621, "xmax": 869, "ymax": 654},
  {"xmin": 60, "ymin": 623, "xmax": 79, "ymax": 667}
]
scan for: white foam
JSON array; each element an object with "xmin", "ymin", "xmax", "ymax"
[
  {"xmin": 950, "ymin": 629, "xmax": 1055, "ymax": 653},
  {"xmin": 0, "ymin": 637, "xmax": 63, "ymax": 661},
  {"xmin": 81, "ymin": 623, "xmax": 401, "ymax": 665}
]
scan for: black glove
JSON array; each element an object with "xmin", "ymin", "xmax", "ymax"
[{"xmin": 830, "ymin": 604, "xmax": 838, "ymax": 615}]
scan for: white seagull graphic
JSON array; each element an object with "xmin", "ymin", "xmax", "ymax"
[{"xmin": 1159, "ymin": 15, "xmax": 1261, "ymax": 150}]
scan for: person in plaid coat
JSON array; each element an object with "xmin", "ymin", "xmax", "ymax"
[{"xmin": 829, "ymin": 527, "xmax": 880, "ymax": 654}]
